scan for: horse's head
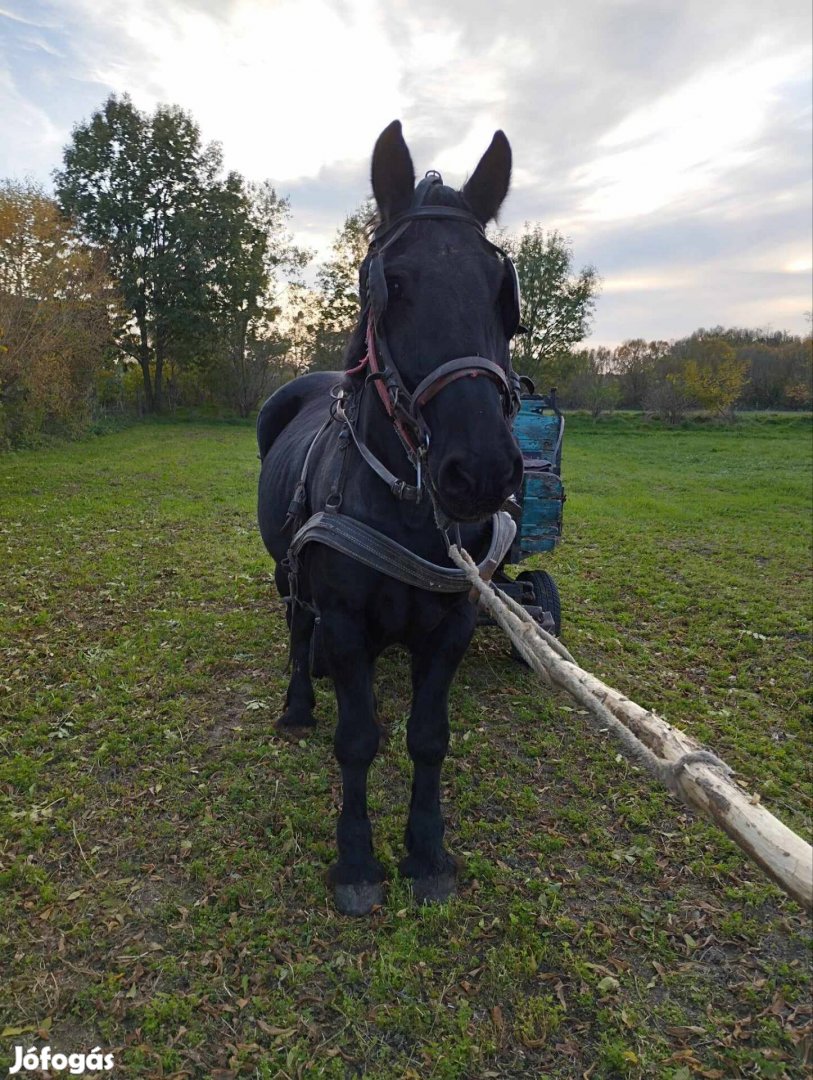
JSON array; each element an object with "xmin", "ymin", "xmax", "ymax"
[{"xmin": 359, "ymin": 120, "xmax": 524, "ymax": 524}]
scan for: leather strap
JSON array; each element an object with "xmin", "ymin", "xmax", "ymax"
[
  {"xmin": 411, "ymin": 356, "xmax": 513, "ymax": 411},
  {"xmin": 372, "ymin": 205, "xmax": 485, "ymax": 243},
  {"xmin": 337, "ymin": 399, "xmax": 420, "ymax": 501},
  {"xmin": 289, "ymin": 509, "xmax": 516, "ymax": 594}
]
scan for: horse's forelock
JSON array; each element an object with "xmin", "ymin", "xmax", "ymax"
[
  {"xmin": 422, "ymin": 184, "xmax": 469, "ymax": 211},
  {"xmin": 364, "ymin": 182, "xmax": 468, "ymax": 237}
]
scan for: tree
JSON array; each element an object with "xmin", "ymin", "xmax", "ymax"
[
  {"xmin": 55, "ymin": 95, "xmax": 222, "ymax": 412},
  {"xmin": 277, "ymin": 283, "xmax": 322, "ymax": 374},
  {"xmin": 205, "ymin": 177, "xmax": 309, "ymax": 415},
  {"xmin": 615, "ymin": 338, "xmax": 670, "ymax": 409},
  {"xmin": 494, "ymin": 225, "xmax": 599, "ymax": 388},
  {"xmin": 568, "ymin": 347, "xmax": 621, "ymax": 418},
  {"xmin": 738, "ymin": 335, "xmax": 812, "ymax": 410},
  {"xmin": 680, "ymin": 336, "xmax": 748, "ymax": 419},
  {"xmin": 644, "ymin": 355, "xmax": 696, "ymax": 425},
  {"xmin": 307, "ymin": 201, "xmax": 373, "ymax": 371},
  {"xmin": 0, "ymin": 180, "xmax": 113, "ymax": 445}
]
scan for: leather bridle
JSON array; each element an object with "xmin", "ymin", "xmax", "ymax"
[{"xmin": 341, "ymin": 172, "xmax": 523, "ymax": 500}]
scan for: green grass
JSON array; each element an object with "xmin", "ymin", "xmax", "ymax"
[{"xmin": 1, "ymin": 414, "xmax": 810, "ymax": 1079}]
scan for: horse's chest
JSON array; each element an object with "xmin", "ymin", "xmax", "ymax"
[{"xmin": 366, "ymin": 581, "xmax": 466, "ymax": 649}]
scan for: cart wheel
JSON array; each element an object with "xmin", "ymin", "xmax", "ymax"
[
  {"xmin": 510, "ymin": 569, "xmax": 561, "ymax": 665},
  {"xmin": 517, "ymin": 569, "xmax": 562, "ymax": 637},
  {"xmin": 509, "ymin": 570, "xmax": 561, "ymax": 652}
]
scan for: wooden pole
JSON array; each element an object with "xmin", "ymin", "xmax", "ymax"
[{"xmin": 450, "ymin": 546, "xmax": 812, "ymax": 914}]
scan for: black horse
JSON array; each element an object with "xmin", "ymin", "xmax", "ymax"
[{"xmin": 257, "ymin": 120, "xmax": 524, "ymax": 915}]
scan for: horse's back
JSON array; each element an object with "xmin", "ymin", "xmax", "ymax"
[
  {"xmin": 257, "ymin": 370, "xmax": 340, "ymax": 561},
  {"xmin": 257, "ymin": 370, "xmax": 339, "ymax": 460}
]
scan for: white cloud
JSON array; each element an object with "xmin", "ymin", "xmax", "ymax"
[
  {"xmin": 71, "ymin": 0, "xmax": 405, "ymax": 180},
  {"xmin": 601, "ymin": 272, "xmax": 694, "ymax": 295},
  {"xmin": 0, "ymin": 5, "xmax": 53, "ymax": 27},
  {"xmin": 784, "ymin": 256, "xmax": 812, "ymax": 274},
  {"xmin": 0, "ymin": 0, "xmax": 810, "ymax": 341},
  {"xmin": 572, "ymin": 40, "xmax": 811, "ymax": 223},
  {"xmin": 0, "ymin": 67, "xmax": 64, "ymax": 180}
]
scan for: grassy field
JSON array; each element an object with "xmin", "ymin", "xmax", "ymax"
[{"xmin": 1, "ymin": 414, "xmax": 811, "ymax": 1079}]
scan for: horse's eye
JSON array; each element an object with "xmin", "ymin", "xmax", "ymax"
[{"xmin": 387, "ymin": 278, "xmax": 403, "ymax": 301}]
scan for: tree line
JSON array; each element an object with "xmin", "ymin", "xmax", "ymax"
[
  {"xmin": 541, "ymin": 328, "xmax": 812, "ymax": 421},
  {"xmin": 0, "ymin": 94, "xmax": 810, "ymax": 447}
]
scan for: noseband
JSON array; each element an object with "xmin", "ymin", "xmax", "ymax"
[{"xmin": 344, "ymin": 172, "xmax": 523, "ymax": 489}]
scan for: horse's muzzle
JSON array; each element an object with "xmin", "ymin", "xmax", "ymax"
[{"xmin": 433, "ymin": 447, "xmax": 523, "ymax": 523}]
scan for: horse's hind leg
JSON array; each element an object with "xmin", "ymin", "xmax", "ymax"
[
  {"xmin": 278, "ymin": 603, "xmax": 317, "ymax": 730},
  {"xmin": 400, "ymin": 605, "xmax": 474, "ymax": 903}
]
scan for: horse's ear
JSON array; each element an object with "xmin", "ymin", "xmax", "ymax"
[
  {"xmin": 371, "ymin": 120, "xmax": 415, "ymax": 223},
  {"xmin": 462, "ymin": 131, "xmax": 512, "ymax": 225}
]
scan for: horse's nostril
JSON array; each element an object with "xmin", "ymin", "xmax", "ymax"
[{"xmin": 439, "ymin": 456, "xmax": 475, "ymax": 497}]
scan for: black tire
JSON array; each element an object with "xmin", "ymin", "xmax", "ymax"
[
  {"xmin": 510, "ymin": 569, "xmax": 561, "ymax": 665},
  {"xmin": 521, "ymin": 569, "xmax": 561, "ymax": 637}
]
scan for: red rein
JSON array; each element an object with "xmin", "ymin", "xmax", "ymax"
[{"xmin": 347, "ymin": 319, "xmax": 419, "ymax": 454}]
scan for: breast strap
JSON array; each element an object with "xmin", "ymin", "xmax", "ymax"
[{"xmin": 288, "ymin": 509, "xmax": 516, "ymax": 593}]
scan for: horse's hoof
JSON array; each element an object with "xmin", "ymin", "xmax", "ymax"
[
  {"xmin": 333, "ymin": 881, "xmax": 384, "ymax": 916},
  {"xmin": 276, "ymin": 709, "xmax": 316, "ymax": 736},
  {"xmin": 409, "ymin": 871, "xmax": 458, "ymax": 905},
  {"xmin": 276, "ymin": 725, "xmax": 316, "ymax": 744}
]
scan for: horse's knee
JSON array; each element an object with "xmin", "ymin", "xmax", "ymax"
[
  {"xmin": 335, "ymin": 722, "xmax": 379, "ymax": 767},
  {"xmin": 407, "ymin": 725, "xmax": 449, "ymax": 766}
]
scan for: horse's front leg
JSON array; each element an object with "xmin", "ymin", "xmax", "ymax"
[
  {"xmin": 320, "ymin": 606, "xmax": 384, "ymax": 916},
  {"xmin": 400, "ymin": 604, "xmax": 475, "ymax": 903}
]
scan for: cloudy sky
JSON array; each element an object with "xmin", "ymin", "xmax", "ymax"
[{"xmin": 1, "ymin": 0, "xmax": 811, "ymax": 344}]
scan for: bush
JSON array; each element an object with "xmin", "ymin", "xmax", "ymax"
[{"xmin": 0, "ymin": 180, "xmax": 116, "ymax": 446}]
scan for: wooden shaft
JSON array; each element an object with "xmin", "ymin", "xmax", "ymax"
[
  {"xmin": 451, "ymin": 548, "xmax": 813, "ymax": 913},
  {"xmin": 549, "ymin": 653, "xmax": 812, "ymax": 913}
]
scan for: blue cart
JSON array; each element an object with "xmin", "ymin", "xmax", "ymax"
[{"xmin": 489, "ymin": 389, "xmax": 565, "ymax": 636}]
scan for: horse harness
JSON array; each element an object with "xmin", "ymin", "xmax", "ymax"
[{"xmin": 283, "ymin": 172, "xmax": 522, "ymax": 606}]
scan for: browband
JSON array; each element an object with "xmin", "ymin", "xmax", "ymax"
[{"xmin": 372, "ymin": 205, "xmax": 485, "ymax": 245}]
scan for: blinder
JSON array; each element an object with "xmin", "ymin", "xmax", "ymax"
[{"xmin": 367, "ymin": 249, "xmax": 388, "ymax": 323}]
